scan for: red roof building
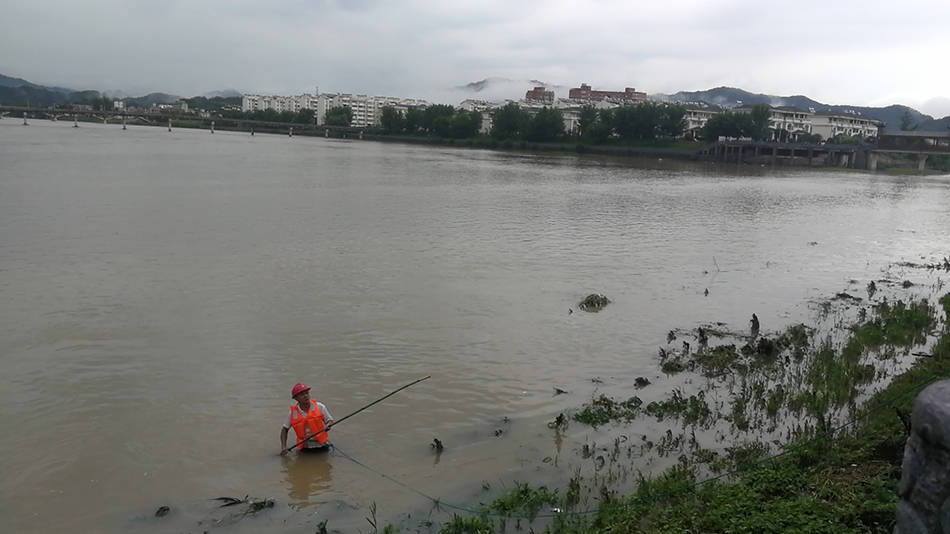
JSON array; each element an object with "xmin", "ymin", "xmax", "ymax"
[
  {"xmin": 569, "ymin": 83, "xmax": 646, "ymax": 103},
  {"xmin": 525, "ymin": 86, "xmax": 554, "ymax": 104}
]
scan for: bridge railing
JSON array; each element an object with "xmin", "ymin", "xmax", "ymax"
[{"xmin": 876, "ymin": 135, "xmax": 950, "ymax": 153}]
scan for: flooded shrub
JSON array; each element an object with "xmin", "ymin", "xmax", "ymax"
[
  {"xmin": 488, "ymin": 482, "xmax": 558, "ymax": 521},
  {"xmin": 694, "ymin": 344, "xmax": 739, "ymax": 377},
  {"xmin": 579, "ymin": 293, "xmax": 611, "ymax": 312},
  {"xmin": 845, "ymin": 299, "xmax": 936, "ymax": 360},
  {"xmin": 645, "ymin": 390, "xmax": 711, "ymax": 425},
  {"xmin": 776, "ymin": 323, "xmax": 810, "ymax": 359},
  {"xmin": 765, "ymin": 385, "xmax": 786, "ymax": 417},
  {"xmin": 439, "ymin": 514, "xmax": 494, "ymax": 534},
  {"xmin": 574, "ymin": 394, "xmax": 642, "ymax": 425},
  {"xmin": 661, "ymin": 359, "xmax": 686, "ymax": 374}
]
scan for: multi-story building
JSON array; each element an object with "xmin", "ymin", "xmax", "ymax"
[
  {"xmin": 682, "ymin": 104, "xmax": 723, "ymax": 139},
  {"xmin": 568, "ymin": 83, "xmax": 647, "ymax": 104},
  {"xmin": 735, "ymin": 105, "xmax": 814, "ymax": 141},
  {"xmin": 525, "ymin": 86, "xmax": 554, "ymax": 105},
  {"xmin": 811, "ymin": 113, "xmax": 882, "ymax": 141},
  {"xmin": 242, "ymin": 92, "xmax": 430, "ymax": 127}
]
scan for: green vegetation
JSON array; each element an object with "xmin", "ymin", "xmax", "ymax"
[
  {"xmin": 380, "ymin": 104, "xmax": 481, "ymax": 139},
  {"xmin": 487, "ymin": 483, "xmax": 559, "ymax": 521},
  {"xmin": 574, "ymin": 394, "xmax": 642, "ymax": 425},
  {"xmin": 324, "ymin": 105, "xmax": 353, "ymax": 126},
  {"xmin": 578, "ymin": 294, "xmax": 610, "ymax": 312},
  {"xmin": 426, "ymin": 290, "xmax": 949, "ymax": 533},
  {"xmin": 181, "ymin": 96, "xmax": 241, "ymax": 111}
]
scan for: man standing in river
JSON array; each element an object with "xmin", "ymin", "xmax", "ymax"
[{"xmin": 280, "ymin": 383, "xmax": 333, "ymax": 455}]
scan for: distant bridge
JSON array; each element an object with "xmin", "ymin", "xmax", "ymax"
[
  {"xmin": 870, "ymin": 131, "xmax": 950, "ymax": 170},
  {"xmin": 701, "ymin": 131, "xmax": 950, "ymax": 170},
  {"xmin": 0, "ymin": 105, "xmax": 371, "ymax": 138}
]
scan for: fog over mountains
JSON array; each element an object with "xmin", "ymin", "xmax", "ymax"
[{"xmin": 2, "ymin": 73, "xmax": 947, "ymax": 132}]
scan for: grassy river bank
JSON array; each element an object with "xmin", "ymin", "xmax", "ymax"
[{"xmin": 410, "ymin": 259, "xmax": 950, "ymax": 534}]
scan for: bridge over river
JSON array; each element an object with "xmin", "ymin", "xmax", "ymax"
[
  {"xmin": 0, "ymin": 105, "xmax": 370, "ymax": 138},
  {"xmin": 701, "ymin": 131, "xmax": 950, "ymax": 170}
]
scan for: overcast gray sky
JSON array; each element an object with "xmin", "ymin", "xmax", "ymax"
[{"xmin": 2, "ymin": 0, "xmax": 948, "ymax": 117}]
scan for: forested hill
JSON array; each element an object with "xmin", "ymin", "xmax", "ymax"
[{"xmin": 653, "ymin": 86, "xmax": 947, "ymax": 131}]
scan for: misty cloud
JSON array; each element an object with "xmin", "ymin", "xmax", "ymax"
[{"xmin": 1, "ymin": 0, "xmax": 948, "ymax": 117}]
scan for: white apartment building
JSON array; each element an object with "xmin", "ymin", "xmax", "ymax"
[
  {"xmin": 735, "ymin": 106, "xmax": 814, "ymax": 141},
  {"xmin": 242, "ymin": 92, "xmax": 429, "ymax": 128},
  {"xmin": 811, "ymin": 113, "xmax": 881, "ymax": 141},
  {"xmin": 682, "ymin": 104, "xmax": 723, "ymax": 139},
  {"xmin": 242, "ymin": 94, "xmax": 314, "ymax": 114}
]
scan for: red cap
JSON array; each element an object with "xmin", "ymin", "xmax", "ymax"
[{"xmin": 291, "ymin": 383, "xmax": 310, "ymax": 398}]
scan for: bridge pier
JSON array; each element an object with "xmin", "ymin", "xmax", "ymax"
[
  {"xmin": 74, "ymin": 115, "xmax": 79, "ymax": 128},
  {"xmin": 325, "ymin": 129, "xmax": 329, "ymax": 138},
  {"xmin": 867, "ymin": 152, "xmax": 879, "ymax": 171},
  {"xmin": 289, "ymin": 127, "xmax": 294, "ymax": 137},
  {"xmin": 122, "ymin": 116, "xmax": 127, "ymax": 130},
  {"xmin": 168, "ymin": 119, "xmax": 172, "ymax": 132},
  {"xmin": 210, "ymin": 121, "xmax": 215, "ymax": 134},
  {"xmin": 917, "ymin": 154, "xmax": 928, "ymax": 171},
  {"xmin": 23, "ymin": 113, "xmax": 28, "ymax": 126}
]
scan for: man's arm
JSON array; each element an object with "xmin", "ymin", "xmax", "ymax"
[{"xmin": 280, "ymin": 427, "xmax": 290, "ymax": 455}]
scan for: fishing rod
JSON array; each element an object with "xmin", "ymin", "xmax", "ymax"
[{"xmin": 283, "ymin": 375, "xmax": 431, "ymax": 453}]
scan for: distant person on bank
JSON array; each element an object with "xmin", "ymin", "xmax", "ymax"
[{"xmin": 280, "ymin": 383, "xmax": 333, "ymax": 455}]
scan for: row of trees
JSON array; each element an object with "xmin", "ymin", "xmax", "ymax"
[
  {"xmin": 574, "ymin": 102, "xmax": 687, "ymax": 143},
  {"xmin": 701, "ymin": 104, "xmax": 771, "ymax": 141},
  {"xmin": 215, "ymin": 106, "xmax": 353, "ymax": 126},
  {"xmin": 380, "ymin": 104, "xmax": 481, "ymax": 138},
  {"xmin": 379, "ymin": 101, "xmax": 691, "ymax": 143}
]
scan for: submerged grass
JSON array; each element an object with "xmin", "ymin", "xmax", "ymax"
[
  {"xmin": 573, "ymin": 395, "xmax": 643, "ymax": 426},
  {"xmin": 417, "ymin": 281, "xmax": 948, "ymax": 534}
]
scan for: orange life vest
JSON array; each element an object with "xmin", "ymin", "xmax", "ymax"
[{"xmin": 290, "ymin": 399, "xmax": 328, "ymax": 449}]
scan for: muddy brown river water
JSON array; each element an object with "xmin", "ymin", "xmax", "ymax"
[{"xmin": 1, "ymin": 120, "xmax": 948, "ymax": 533}]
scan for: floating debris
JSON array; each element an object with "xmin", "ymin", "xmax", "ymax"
[
  {"xmin": 704, "ymin": 288, "xmax": 709, "ymax": 296},
  {"xmin": 554, "ymin": 387, "xmax": 569, "ymax": 395},
  {"xmin": 634, "ymin": 377, "xmax": 651, "ymax": 388},
  {"xmin": 667, "ymin": 330, "xmax": 676, "ymax": 343},
  {"xmin": 154, "ymin": 506, "xmax": 170, "ymax": 518},
  {"xmin": 246, "ymin": 499, "xmax": 274, "ymax": 514},
  {"xmin": 215, "ymin": 496, "xmax": 247, "ymax": 508},
  {"xmin": 697, "ymin": 327, "xmax": 708, "ymax": 346},
  {"xmin": 431, "ymin": 438, "xmax": 444, "ymax": 452},
  {"xmin": 750, "ymin": 313, "xmax": 760, "ymax": 338},
  {"xmin": 578, "ymin": 294, "xmax": 611, "ymax": 312},
  {"xmin": 494, "ymin": 428, "xmax": 504, "ymax": 437},
  {"xmin": 867, "ymin": 280, "xmax": 877, "ymax": 299},
  {"xmin": 808, "ymin": 241, "xmax": 819, "ymax": 246},
  {"xmin": 834, "ymin": 292, "xmax": 862, "ymax": 302},
  {"xmin": 547, "ymin": 413, "xmax": 567, "ymax": 429},
  {"xmin": 211, "ymin": 496, "xmax": 273, "ymax": 516}
]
